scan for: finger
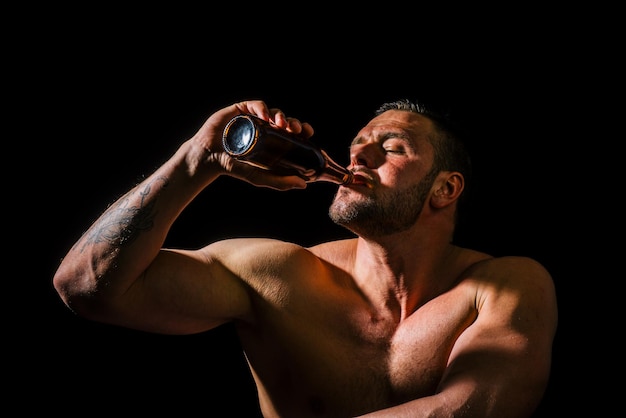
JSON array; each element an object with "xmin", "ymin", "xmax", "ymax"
[
  {"xmin": 238, "ymin": 162, "xmax": 308, "ymax": 191},
  {"xmin": 234, "ymin": 100, "xmax": 271, "ymax": 121},
  {"xmin": 269, "ymin": 108, "xmax": 299, "ymax": 129},
  {"xmin": 266, "ymin": 108, "xmax": 314, "ymax": 139},
  {"xmin": 300, "ymin": 122, "xmax": 314, "ymax": 139},
  {"xmin": 285, "ymin": 117, "xmax": 303, "ymax": 133}
]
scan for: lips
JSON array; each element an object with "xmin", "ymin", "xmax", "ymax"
[{"xmin": 348, "ymin": 172, "xmax": 373, "ymax": 188}]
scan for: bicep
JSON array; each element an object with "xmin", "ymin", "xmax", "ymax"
[
  {"xmin": 118, "ymin": 246, "xmax": 252, "ymax": 335},
  {"xmin": 436, "ymin": 258, "xmax": 558, "ymax": 416}
]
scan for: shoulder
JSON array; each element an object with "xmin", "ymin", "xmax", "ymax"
[
  {"xmin": 308, "ymin": 238, "xmax": 358, "ymax": 266},
  {"xmin": 460, "ymin": 255, "xmax": 557, "ymax": 325},
  {"xmin": 449, "ymin": 248, "xmax": 553, "ymax": 292},
  {"xmin": 465, "ymin": 255, "xmax": 554, "ymax": 288},
  {"xmin": 204, "ymin": 237, "xmax": 314, "ymax": 267},
  {"xmin": 202, "ymin": 237, "xmax": 335, "ymax": 287}
]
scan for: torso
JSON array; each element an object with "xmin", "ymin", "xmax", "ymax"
[{"xmin": 232, "ymin": 238, "xmax": 491, "ymax": 417}]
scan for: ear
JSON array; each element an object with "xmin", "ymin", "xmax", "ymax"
[{"xmin": 431, "ymin": 172, "xmax": 464, "ymax": 209}]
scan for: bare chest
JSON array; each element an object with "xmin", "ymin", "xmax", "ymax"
[
  {"xmin": 344, "ymin": 293, "xmax": 476, "ymax": 399},
  {"xmin": 240, "ymin": 286, "xmax": 477, "ymax": 415}
]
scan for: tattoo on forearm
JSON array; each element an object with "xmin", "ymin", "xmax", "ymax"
[{"xmin": 77, "ymin": 176, "xmax": 169, "ymax": 251}]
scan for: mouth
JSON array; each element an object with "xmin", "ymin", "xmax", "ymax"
[{"xmin": 346, "ymin": 171, "xmax": 374, "ymax": 188}]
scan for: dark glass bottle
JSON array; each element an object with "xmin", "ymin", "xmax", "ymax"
[{"xmin": 222, "ymin": 114, "xmax": 353, "ymax": 185}]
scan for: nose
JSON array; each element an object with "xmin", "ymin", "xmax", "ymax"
[{"xmin": 349, "ymin": 143, "xmax": 381, "ymax": 169}]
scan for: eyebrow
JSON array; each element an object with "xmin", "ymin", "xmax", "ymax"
[{"xmin": 350, "ymin": 131, "xmax": 414, "ymax": 147}]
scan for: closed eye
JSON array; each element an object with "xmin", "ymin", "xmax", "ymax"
[
  {"xmin": 383, "ymin": 147, "xmax": 406, "ymax": 154},
  {"xmin": 382, "ymin": 138, "xmax": 412, "ymax": 155}
]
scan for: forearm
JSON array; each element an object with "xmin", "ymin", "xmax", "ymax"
[
  {"xmin": 356, "ymin": 381, "xmax": 540, "ymax": 418},
  {"xmin": 53, "ymin": 140, "xmax": 219, "ymax": 318},
  {"xmin": 356, "ymin": 397, "xmax": 477, "ymax": 418}
]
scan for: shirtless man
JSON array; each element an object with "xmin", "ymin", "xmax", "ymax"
[{"xmin": 53, "ymin": 99, "xmax": 558, "ymax": 417}]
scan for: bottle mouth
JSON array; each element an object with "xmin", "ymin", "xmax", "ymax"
[{"xmin": 223, "ymin": 115, "xmax": 257, "ymax": 156}]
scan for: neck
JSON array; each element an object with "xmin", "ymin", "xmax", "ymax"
[{"xmin": 352, "ymin": 222, "xmax": 458, "ymax": 319}]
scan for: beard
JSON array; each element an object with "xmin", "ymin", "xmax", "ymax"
[{"xmin": 329, "ymin": 171, "xmax": 437, "ymax": 237}]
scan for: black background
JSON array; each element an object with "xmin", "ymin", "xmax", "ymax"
[{"xmin": 13, "ymin": 13, "xmax": 607, "ymax": 416}]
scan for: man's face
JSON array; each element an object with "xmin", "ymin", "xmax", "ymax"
[{"xmin": 329, "ymin": 110, "xmax": 438, "ymax": 237}]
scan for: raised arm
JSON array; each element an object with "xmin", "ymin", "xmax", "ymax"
[{"xmin": 53, "ymin": 100, "xmax": 312, "ymax": 334}]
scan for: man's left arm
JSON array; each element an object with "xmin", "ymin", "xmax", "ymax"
[{"xmin": 358, "ymin": 256, "xmax": 558, "ymax": 418}]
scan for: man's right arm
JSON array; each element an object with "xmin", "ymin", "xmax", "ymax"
[
  {"xmin": 53, "ymin": 100, "xmax": 310, "ymax": 334},
  {"xmin": 53, "ymin": 140, "xmax": 226, "ymax": 333}
]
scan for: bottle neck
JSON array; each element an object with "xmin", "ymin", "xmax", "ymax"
[{"xmin": 315, "ymin": 150, "xmax": 353, "ymax": 185}]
